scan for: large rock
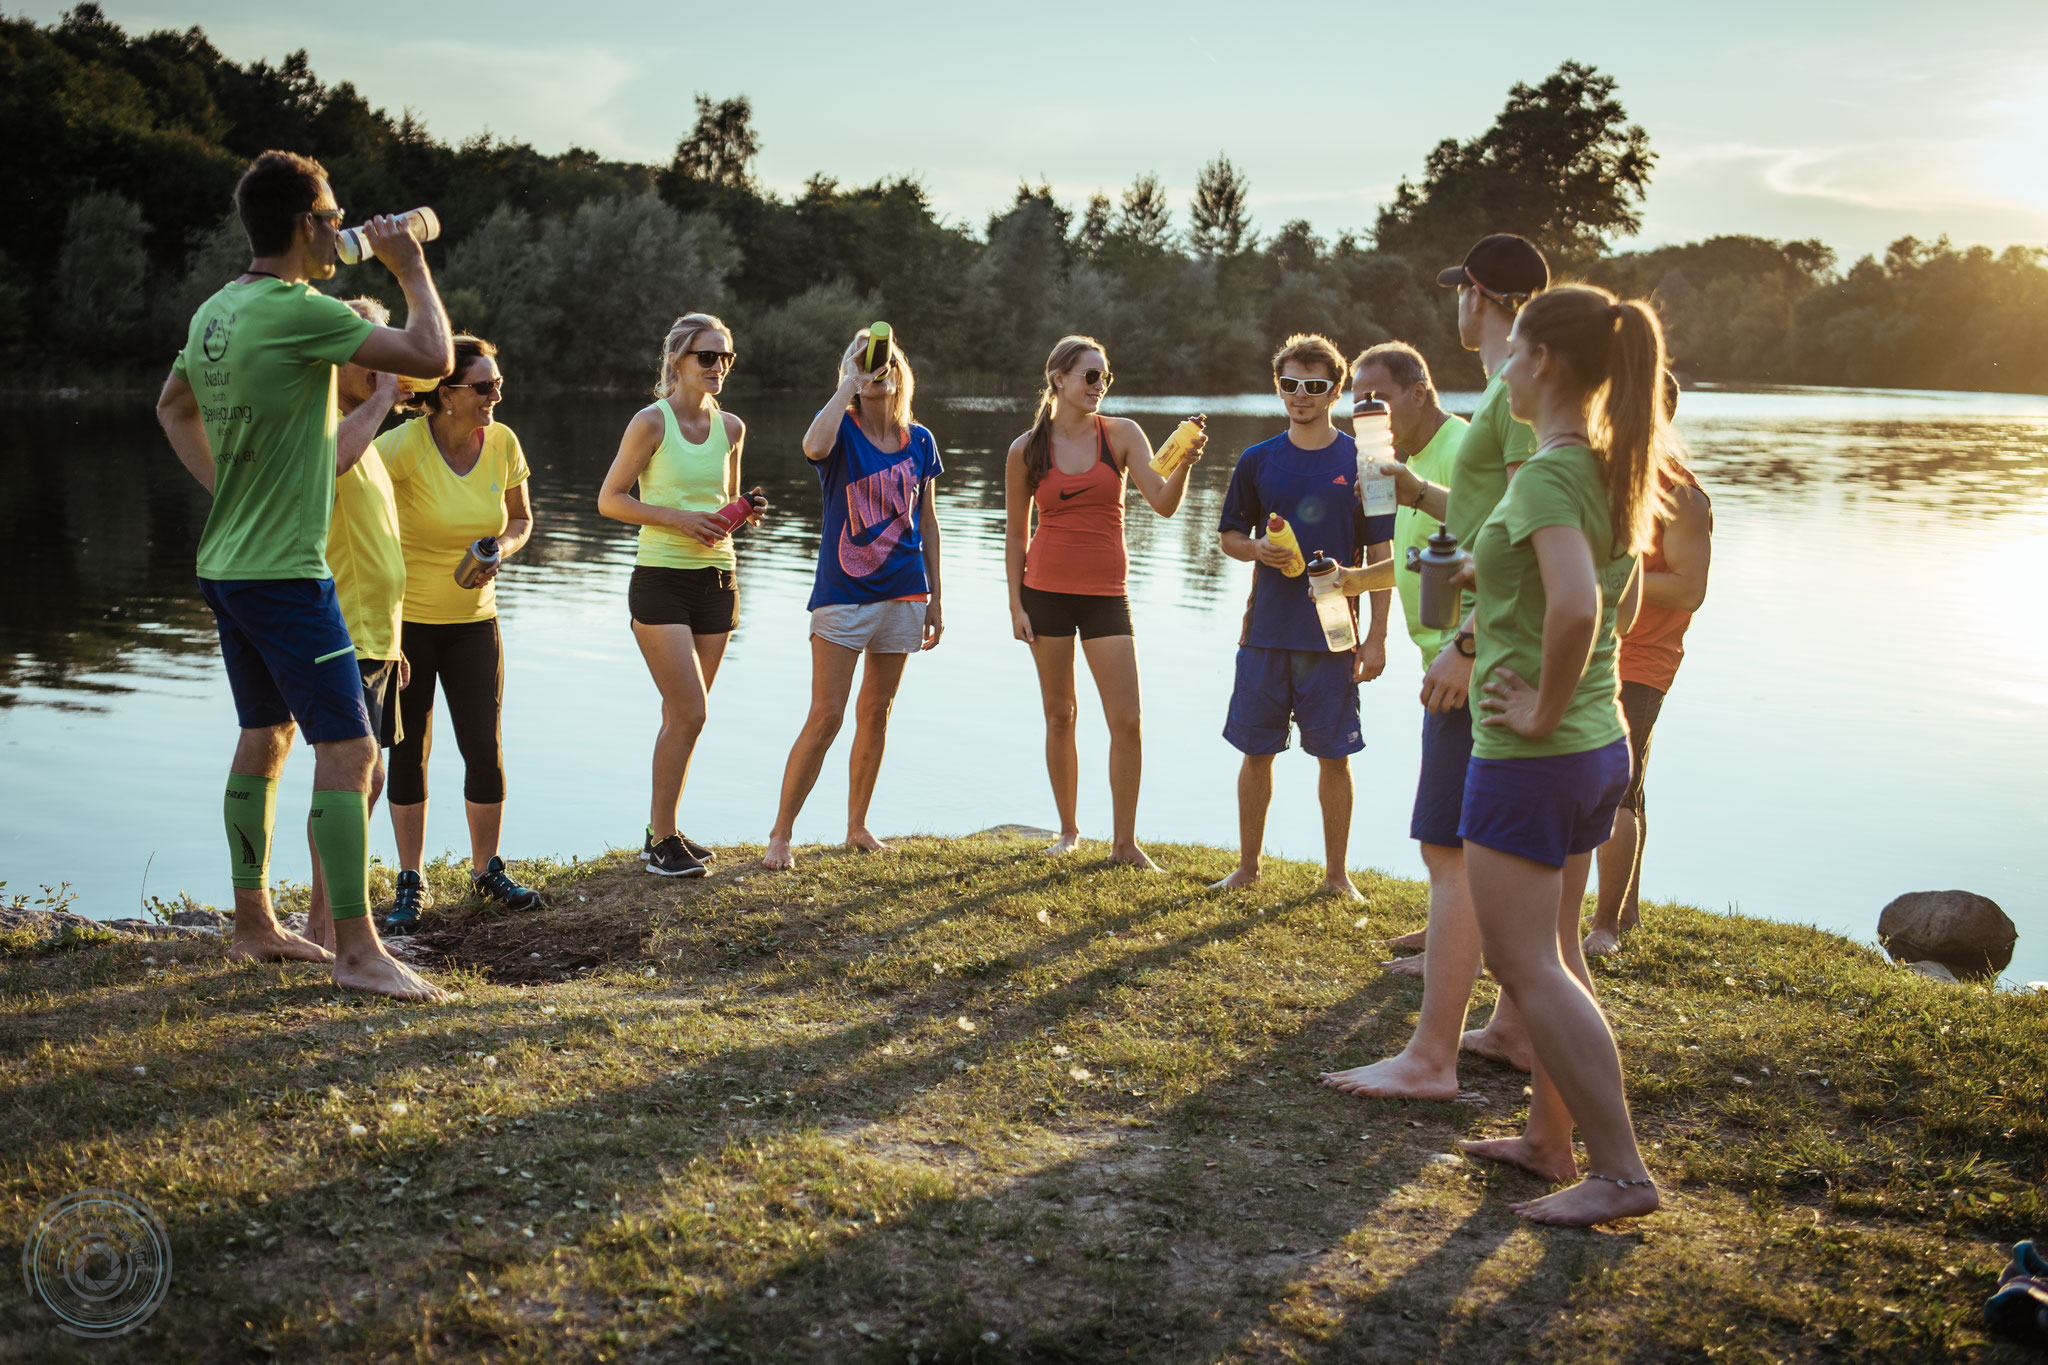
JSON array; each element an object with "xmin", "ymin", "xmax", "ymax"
[{"xmin": 1877, "ymin": 890, "xmax": 2016, "ymax": 979}]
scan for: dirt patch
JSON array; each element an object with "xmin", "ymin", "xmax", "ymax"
[{"xmin": 409, "ymin": 898, "xmax": 653, "ymax": 985}]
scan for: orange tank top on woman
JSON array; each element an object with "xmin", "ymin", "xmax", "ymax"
[
  {"xmin": 1024, "ymin": 416, "xmax": 1128, "ymax": 596},
  {"xmin": 1618, "ymin": 463, "xmax": 1708, "ymax": 694}
]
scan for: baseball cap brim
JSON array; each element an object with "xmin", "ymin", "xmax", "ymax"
[{"xmin": 1436, "ymin": 266, "xmax": 1469, "ymax": 288}]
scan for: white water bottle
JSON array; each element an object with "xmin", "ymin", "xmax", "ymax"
[
  {"xmin": 336, "ymin": 207, "xmax": 441, "ymax": 267},
  {"xmin": 1353, "ymin": 398, "xmax": 1397, "ymax": 518},
  {"xmin": 1305, "ymin": 551, "xmax": 1357, "ymax": 652}
]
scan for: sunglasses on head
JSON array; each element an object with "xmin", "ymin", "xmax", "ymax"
[
  {"xmin": 1071, "ymin": 367, "xmax": 1113, "ymax": 388},
  {"xmin": 691, "ymin": 350, "xmax": 735, "ymax": 368},
  {"xmin": 443, "ymin": 377, "xmax": 502, "ymax": 396},
  {"xmin": 1276, "ymin": 376, "xmax": 1336, "ymax": 396}
]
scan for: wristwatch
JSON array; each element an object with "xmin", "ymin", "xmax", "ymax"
[{"xmin": 1454, "ymin": 629, "xmax": 1476, "ymax": 659}]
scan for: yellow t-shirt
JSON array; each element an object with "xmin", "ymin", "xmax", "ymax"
[
  {"xmin": 329, "ymin": 444, "xmax": 407, "ymax": 660},
  {"xmin": 376, "ymin": 417, "xmax": 531, "ymax": 624}
]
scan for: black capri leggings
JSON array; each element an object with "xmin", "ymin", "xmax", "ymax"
[{"xmin": 388, "ymin": 618, "xmax": 505, "ymax": 806}]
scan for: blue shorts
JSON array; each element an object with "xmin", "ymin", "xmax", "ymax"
[
  {"xmin": 1223, "ymin": 647, "xmax": 1362, "ymax": 760},
  {"xmin": 1458, "ymin": 739, "xmax": 1630, "ymax": 868},
  {"xmin": 1410, "ymin": 701, "xmax": 1474, "ymax": 847},
  {"xmin": 199, "ymin": 578, "xmax": 371, "ymax": 744}
]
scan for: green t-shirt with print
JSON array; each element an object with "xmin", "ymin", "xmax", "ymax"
[
  {"xmin": 1444, "ymin": 375, "xmax": 1536, "ymax": 615},
  {"xmin": 1470, "ymin": 445, "xmax": 1636, "ymax": 760},
  {"xmin": 1393, "ymin": 412, "xmax": 1468, "ymax": 667},
  {"xmin": 172, "ymin": 278, "xmax": 375, "ymax": 580}
]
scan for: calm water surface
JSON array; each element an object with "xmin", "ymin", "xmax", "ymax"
[{"xmin": 3, "ymin": 385, "xmax": 2044, "ymax": 985}]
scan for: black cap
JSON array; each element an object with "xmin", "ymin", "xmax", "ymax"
[{"xmin": 1436, "ymin": 234, "xmax": 1549, "ymax": 301}]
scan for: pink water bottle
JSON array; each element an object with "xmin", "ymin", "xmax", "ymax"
[{"xmin": 710, "ymin": 487, "xmax": 769, "ymax": 536}]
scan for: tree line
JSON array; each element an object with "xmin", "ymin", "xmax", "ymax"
[{"xmin": 5, "ymin": 5, "xmax": 2044, "ymax": 396}]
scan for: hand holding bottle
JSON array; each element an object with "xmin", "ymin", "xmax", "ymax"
[
  {"xmin": 1373, "ymin": 460, "xmax": 1426, "ymax": 507},
  {"xmin": 669, "ymin": 508, "xmax": 730, "ymax": 546}
]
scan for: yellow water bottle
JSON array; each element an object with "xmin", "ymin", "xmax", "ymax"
[
  {"xmin": 863, "ymin": 322, "xmax": 893, "ymax": 372},
  {"xmin": 1150, "ymin": 415, "xmax": 1207, "ymax": 478},
  {"xmin": 1265, "ymin": 513, "xmax": 1306, "ymax": 578}
]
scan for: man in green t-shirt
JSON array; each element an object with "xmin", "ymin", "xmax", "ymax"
[
  {"xmin": 1321, "ymin": 234, "xmax": 1547, "ymax": 1103},
  {"xmin": 155, "ymin": 149, "xmax": 454, "ymax": 1001}
]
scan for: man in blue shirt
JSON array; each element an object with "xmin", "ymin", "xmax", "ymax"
[{"xmin": 1213, "ymin": 334, "xmax": 1394, "ymax": 899}]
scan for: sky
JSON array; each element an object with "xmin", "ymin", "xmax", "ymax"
[{"xmin": 21, "ymin": 0, "xmax": 2048, "ymax": 261}]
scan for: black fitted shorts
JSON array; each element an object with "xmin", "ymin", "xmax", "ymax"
[
  {"xmin": 359, "ymin": 656, "xmax": 404, "ymax": 750},
  {"xmin": 630, "ymin": 566, "xmax": 738, "ymax": 633},
  {"xmin": 1619, "ymin": 679, "xmax": 1665, "ymax": 815},
  {"xmin": 1020, "ymin": 584, "xmax": 1132, "ymax": 640}
]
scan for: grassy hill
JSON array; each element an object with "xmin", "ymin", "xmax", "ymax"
[{"xmin": 2, "ymin": 834, "xmax": 2041, "ymax": 1361}]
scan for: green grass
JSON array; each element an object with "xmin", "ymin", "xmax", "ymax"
[{"xmin": 2, "ymin": 835, "xmax": 2042, "ymax": 1361}]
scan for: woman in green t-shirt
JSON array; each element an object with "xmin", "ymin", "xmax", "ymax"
[{"xmin": 1450, "ymin": 284, "xmax": 1670, "ymax": 1227}]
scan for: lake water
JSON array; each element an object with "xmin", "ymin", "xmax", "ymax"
[{"xmin": 3, "ymin": 385, "xmax": 2044, "ymax": 987}]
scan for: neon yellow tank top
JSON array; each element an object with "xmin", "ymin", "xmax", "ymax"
[{"xmin": 635, "ymin": 399, "xmax": 735, "ymax": 570}]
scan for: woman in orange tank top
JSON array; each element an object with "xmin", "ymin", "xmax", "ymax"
[{"xmin": 1004, "ymin": 335, "xmax": 1205, "ymax": 870}]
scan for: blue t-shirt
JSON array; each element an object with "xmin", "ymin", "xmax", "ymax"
[
  {"xmin": 807, "ymin": 413, "xmax": 944, "ymax": 609},
  {"xmin": 1218, "ymin": 430, "xmax": 1395, "ymax": 651}
]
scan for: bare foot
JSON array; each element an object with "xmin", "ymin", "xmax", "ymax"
[
  {"xmin": 1319, "ymin": 1053, "xmax": 1459, "ymax": 1101},
  {"xmin": 761, "ymin": 836, "xmax": 796, "ymax": 871},
  {"xmin": 846, "ymin": 827, "xmax": 892, "ymax": 854},
  {"xmin": 1511, "ymin": 1176, "xmax": 1659, "ymax": 1226},
  {"xmin": 1209, "ymin": 867, "xmax": 1259, "ymax": 891},
  {"xmin": 1582, "ymin": 928, "xmax": 1621, "ymax": 958},
  {"xmin": 229, "ymin": 928, "xmax": 334, "ymax": 964},
  {"xmin": 1382, "ymin": 952, "xmax": 1426, "ymax": 978},
  {"xmin": 1383, "ymin": 928, "xmax": 1427, "ymax": 952},
  {"xmin": 304, "ymin": 905, "xmax": 335, "ymax": 953},
  {"xmin": 1109, "ymin": 844, "xmax": 1161, "ymax": 872},
  {"xmin": 332, "ymin": 946, "xmax": 448, "ymax": 1003},
  {"xmin": 1457, "ymin": 1135, "xmax": 1579, "ymax": 1184},
  {"xmin": 1321, "ymin": 877, "xmax": 1365, "ymax": 903},
  {"xmin": 1461, "ymin": 1026, "xmax": 1533, "ymax": 1073},
  {"xmin": 1043, "ymin": 832, "xmax": 1081, "ymax": 856}
]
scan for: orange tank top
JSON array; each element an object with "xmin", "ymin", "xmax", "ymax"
[
  {"xmin": 1024, "ymin": 416, "xmax": 1127, "ymax": 596},
  {"xmin": 1618, "ymin": 463, "xmax": 1707, "ymax": 693}
]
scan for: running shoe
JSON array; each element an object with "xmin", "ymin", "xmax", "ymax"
[
  {"xmin": 384, "ymin": 869, "xmax": 430, "ymax": 936},
  {"xmin": 646, "ymin": 835, "xmax": 708, "ymax": 879},
  {"xmin": 472, "ymin": 855, "xmax": 541, "ymax": 911},
  {"xmin": 644, "ymin": 825, "xmax": 715, "ymax": 863}
]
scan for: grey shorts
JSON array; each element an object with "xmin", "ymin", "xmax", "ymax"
[{"xmin": 810, "ymin": 599, "xmax": 926, "ymax": 654}]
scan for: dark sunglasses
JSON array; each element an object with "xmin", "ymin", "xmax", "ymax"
[
  {"xmin": 443, "ymin": 378, "xmax": 503, "ymax": 396},
  {"xmin": 692, "ymin": 350, "xmax": 736, "ymax": 368},
  {"xmin": 1071, "ymin": 367, "xmax": 1113, "ymax": 388},
  {"xmin": 1276, "ymin": 376, "xmax": 1337, "ymax": 396}
]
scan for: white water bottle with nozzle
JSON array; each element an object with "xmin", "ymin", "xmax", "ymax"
[
  {"xmin": 1353, "ymin": 398, "xmax": 1397, "ymax": 518},
  {"xmin": 336, "ymin": 208, "xmax": 441, "ymax": 267},
  {"xmin": 1305, "ymin": 550, "xmax": 1357, "ymax": 652}
]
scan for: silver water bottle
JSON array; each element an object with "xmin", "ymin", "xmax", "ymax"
[
  {"xmin": 1409, "ymin": 526, "xmax": 1464, "ymax": 630},
  {"xmin": 453, "ymin": 536, "xmax": 500, "ymax": 590}
]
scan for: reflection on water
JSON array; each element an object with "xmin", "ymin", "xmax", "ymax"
[{"xmin": 3, "ymin": 385, "xmax": 2045, "ymax": 985}]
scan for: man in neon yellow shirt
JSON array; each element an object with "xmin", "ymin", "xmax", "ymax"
[
  {"xmin": 155, "ymin": 150, "xmax": 453, "ymax": 1001},
  {"xmin": 1351, "ymin": 342, "xmax": 1468, "ymax": 671}
]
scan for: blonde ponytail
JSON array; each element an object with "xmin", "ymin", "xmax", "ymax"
[{"xmin": 655, "ymin": 312, "xmax": 730, "ymax": 401}]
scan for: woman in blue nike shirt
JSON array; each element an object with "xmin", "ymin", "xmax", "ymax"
[{"xmin": 762, "ymin": 329, "xmax": 943, "ymax": 870}]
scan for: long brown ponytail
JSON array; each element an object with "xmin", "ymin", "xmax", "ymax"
[
  {"xmin": 1512, "ymin": 285, "xmax": 1671, "ymax": 555},
  {"xmin": 1022, "ymin": 335, "xmax": 1108, "ymax": 492}
]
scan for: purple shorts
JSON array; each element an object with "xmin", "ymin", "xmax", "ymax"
[{"xmin": 1457, "ymin": 739, "xmax": 1630, "ymax": 868}]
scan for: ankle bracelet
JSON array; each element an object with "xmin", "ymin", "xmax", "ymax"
[{"xmin": 1586, "ymin": 1171, "xmax": 1656, "ymax": 1189}]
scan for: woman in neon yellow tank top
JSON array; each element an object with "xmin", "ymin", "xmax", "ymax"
[{"xmin": 597, "ymin": 312, "xmax": 759, "ymax": 879}]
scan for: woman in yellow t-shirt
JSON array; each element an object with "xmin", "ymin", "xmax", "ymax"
[
  {"xmin": 375, "ymin": 334, "xmax": 539, "ymax": 924},
  {"xmin": 596, "ymin": 312, "xmax": 755, "ymax": 879}
]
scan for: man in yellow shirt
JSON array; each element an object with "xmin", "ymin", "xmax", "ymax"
[{"xmin": 304, "ymin": 297, "xmax": 407, "ymax": 948}]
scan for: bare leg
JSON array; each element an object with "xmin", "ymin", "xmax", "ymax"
[
  {"xmin": 390, "ymin": 800, "xmax": 426, "ymax": 874},
  {"xmin": 1382, "ymin": 928, "xmax": 1428, "ymax": 956},
  {"xmin": 634, "ymin": 622, "xmax": 729, "ymax": 839},
  {"xmin": 1462, "ymin": 988, "xmax": 1532, "ymax": 1073},
  {"xmin": 1585, "ymin": 805, "xmax": 1642, "ymax": 956},
  {"xmin": 1028, "ymin": 633, "xmax": 1082, "ymax": 854},
  {"xmin": 846, "ymin": 650, "xmax": 910, "ymax": 851},
  {"xmin": 1317, "ymin": 755, "xmax": 1361, "ymax": 900},
  {"xmin": 1461, "ymin": 842, "xmax": 1657, "ymax": 1225},
  {"xmin": 1457, "ymin": 851, "xmax": 1595, "ymax": 1184},
  {"xmin": 764, "ymin": 636, "xmax": 860, "ymax": 869},
  {"xmin": 1320, "ymin": 841, "xmax": 1475, "ymax": 1101},
  {"xmin": 225, "ymin": 723, "xmax": 333, "ymax": 964},
  {"xmin": 1210, "ymin": 753, "xmax": 1273, "ymax": 890},
  {"xmin": 465, "ymin": 800, "xmax": 502, "ymax": 875},
  {"xmin": 1079, "ymin": 634, "xmax": 1155, "ymax": 869},
  {"xmin": 306, "ymin": 759, "xmax": 383, "ymax": 951}
]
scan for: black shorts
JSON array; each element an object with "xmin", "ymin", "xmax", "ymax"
[
  {"xmin": 359, "ymin": 656, "xmax": 404, "ymax": 749},
  {"xmin": 1619, "ymin": 679, "xmax": 1665, "ymax": 814},
  {"xmin": 1020, "ymin": 584, "xmax": 1132, "ymax": 640},
  {"xmin": 630, "ymin": 565, "xmax": 737, "ymax": 633}
]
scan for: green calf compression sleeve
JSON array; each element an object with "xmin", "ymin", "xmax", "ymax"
[
  {"xmin": 224, "ymin": 774, "xmax": 277, "ymax": 890},
  {"xmin": 308, "ymin": 790, "xmax": 370, "ymax": 921}
]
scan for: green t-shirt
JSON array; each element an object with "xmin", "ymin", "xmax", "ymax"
[
  {"xmin": 1470, "ymin": 445, "xmax": 1636, "ymax": 761},
  {"xmin": 1393, "ymin": 412, "xmax": 1468, "ymax": 667},
  {"xmin": 1443, "ymin": 376, "xmax": 1536, "ymax": 615},
  {"xmin": 172, "ymin": 279, "xmax": 375, "ymax": 580}
]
